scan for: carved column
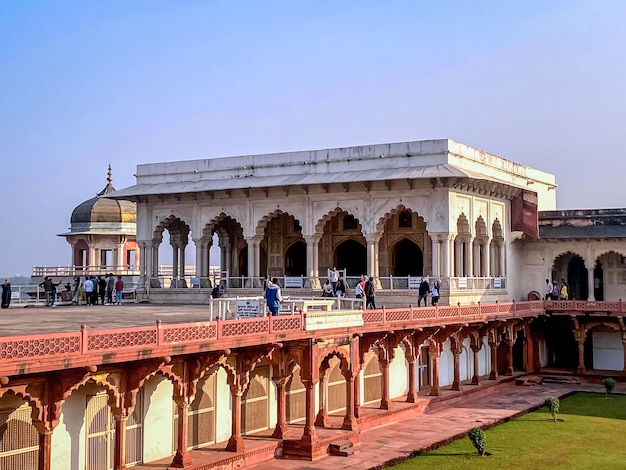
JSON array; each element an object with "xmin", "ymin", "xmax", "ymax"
[
  {"xmin": 587, "ymin": 265, "xmax": 595, "ymax": 301},
  {"xmin": 429, "ymin": 341, "xmax": 441, "ymax": 396},
  {"xmin": 365, "ymin": 235, "xmax": 377, "ymax": 280},
  {"xmin": 271, "ymin": 376, "xmax": 289, "ymax": 439},
  {"xmin": 482, "ymin": 241, "xmax": 490, "ymax": 277},
  {"xmin": 488, "ymin": 338, "xmax": 499, "ymax": 380},
  {"xmin": 171, "ymin": 398, "xmax": 192, "ymax": 467},
  {"xmin": 431, "ymin": 235, "xmax": 440, "ymax": 277},
  {"xmin": 342, "ymin": 371, "xmax": 358, "ymax": 430},
  {"xmin": 113, "ymin": 412, "xmax": 128, "ymax": 470},
  {"xmin": 441, "ymin": 234, "xmax": 452, "ymax": 277},
  {"xmin": 498, "ymin": 242, "xmax": 505, "ymax": 278},
  {"xmin": 172, "ymin": 243, "xmax": 179, "ymax": 280},
  {"xmin": 180, "ymin": 243, "xmax": 187, "ymax": 281},
  {"xmin": 378, "ymin": 346, "xmax": 393, "ymax": 410},
  {"xmin": 470, "ymin": 342, "xmax": 482, "ymax": 385},
  {"xmin": 226, "ymin": 386, "xmax": 245, "ymax": 452},
  {"xmin": 302, "ymin": 379, "xmax": 318, "ymax": 443},
  {"xmin": 406, "ymin": 350, "xmax": 419, "ymax": 403},
  {"xmin": 314, "ymin": 369, "xmax": 330, "ymax": 427},
  {"xmin": 151, "ymin": 243, "xmax": 158, "ymax": 279},
  {"xmin": 576, "ymin": 338, "xmax": 586, "ymax": 374},
  {"xmin": 451, "ymin": 339, "xmax": 462, "ymax": 391},
  {"xmin": 31, "ymin": 422, "xmax": 54, "ymax": 470}
]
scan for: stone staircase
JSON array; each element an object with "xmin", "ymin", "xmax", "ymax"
[{"xmin": 328, "ymin": 439, "xmax": 360, "ymax": 457}]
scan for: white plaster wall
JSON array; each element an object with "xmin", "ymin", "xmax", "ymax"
[
  {"xmin": 439, "ymin": 340, "xmax": 453, "ymax": 386},
  {"xmin": 214, "ymin": 368, "xmax": 232, "ymax": 444},
  {"xmin": 593, "ymin": 331, "xmax": 624, "ymax": 371},
  {"xmin": 142, "ymin": 376, "xmax": 174, "ymax": 463},
  {"xmin": 539, "ymin": 337, "xmax": 548, "ymax": 367},
  {"xmin": 479, "ymin": 336, "xmax": 491, "ymax": 376},
  {"xmin": 51, "ymin": 383, "xmax": 101, "ymax": 470},
  {"xmin": 460, "ymin": 338, "xmax": 471, "ymax": 381},
  {"xmin": 389, "ymin": 345, "xmax": 408, "ymax": 399}
]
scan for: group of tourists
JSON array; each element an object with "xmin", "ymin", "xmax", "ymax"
[
  {"xmin": 417, "ymin": 276, "xmax": 441, "ymax": 307},
  {"xmin": 355, "ymin": 275, "xmax": 377, "ymax": 309},
  {"xmin": 322, "ymin": 267, "xmax": 346, "ymax": 297},
  {"xmin": 546, "ymin": 278, "xmax": 569, "ymax": 300},
  {"xmin": 38, "ymin": 276, "xmax": 62, "ymax": 307},
  {"xmin": 72, "ymin": 274, "xmax": 125, "ymax": 305}
]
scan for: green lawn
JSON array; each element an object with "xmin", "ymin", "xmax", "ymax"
[{"xmin": 388, "ymin": 392, "xmax": 626, "ymax": 469}]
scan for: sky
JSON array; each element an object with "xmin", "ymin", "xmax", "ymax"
[{"xmin": 1, "ymin": 0, "xmax": 625, "ymax": 277}]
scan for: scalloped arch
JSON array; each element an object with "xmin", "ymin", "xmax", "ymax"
[
  {"xmin": 376, "ymin": 205, "xmax": 427, "ymax": 234},
  {"xmin": 153, "ymin": 214, "xmax": 191, "ymax": 240},
  {"xmin": 0, "ymin": 387, "xmax": 44, "ymax": 423},
  {"xmin": 203, "ymin": 212, "xmax": 244, "ymax": 239},
  {"xmin": 255, "ymin": 209, "xmax": 303, "ymax": 237},
  {"xmin": 552, "ymin": 251, "xmax": 586, "ymax": 268},
  {"xmin": 595, "ymin": 249, "xmax": 626, "ymax": 263},
  {"xmin": 315, "ymin": 207, "xmax": 363, "ymax": 235}
]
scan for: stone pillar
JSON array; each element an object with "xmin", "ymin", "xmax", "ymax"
[
  {"xmin": 171, "ymin": 399, "xmax": 192, "ymax": 467},
  {"xmin": 32, "ymin": 422, "xmax": 53, "ymax": 470},
  {"xmin": 471, "ymin": 343, "xmax": 481, "ymax": 385},
  {"xmin": 431, "ymin": 236, "xmax": 440, "ymax": 277},
  {"xmin": 488, "ymin": 339, "xmax": 498, "ymax": 380},
  {"xmin": 313, "ymin": 240, "xmax": 320, "ymax": 287},
  {"xmin": 441, "ymin": 235, "xmax": 451, "ymax": 277},
  {"xmin": 464, "ymin": 241, "xmax": 472, "ymax": 277},
  {"xmin": 473, "ymin": 243, "xmax": 481, "ymax": 276},
  {"xmin": 302, "ymin": 380, "xmax": 318, "ymax": 443},
  {"xmin": 482, "ymin": 242, "xmax": 490, "ymax": 277},
  {"xmin": 354, "ymin": 366, "xmax": 362, "ymax": 418},
  {"xmin": 172, "ymin": 244, "xmax": 179, "ymax": 279},
  {"xmin": 454, "ymin": 239, "xmax": 461, "ymax": 276},
  {"xmin": 379, "ymin": 356, "xmax": 392, "ymax": 410},
  {"xmin": 271, "ymin": 377, "xmax": 289, "ymax": 439},
  {"xmin": 576, "ymin": 339, "xmax": 586, "ymax": 374},
  {"xmin": 88, "ymin": 246, "xmax": 96, "ymax": 269},
  {"xmin": 139, "ymin": 242, "xmax": 147, "ymax": 285},
  {"xmin": 314, "ymin": 370, "xmax": 330, "ymax": 427},
  {"xmin": 498, "ymin": 242, "xmax": 506, "ymax": 278},
  {"xmin": 226, "ymin": 388, "xmax": 245, "ymax": 452},
  {"xmin": 194, "ymin": 241, "xmax": 204, "ymax": 279},
  {"xmin": 151, "ymin": 244, "xmax": 158, "ymax": 278},
  {"xmin": 113, "ymin": 413, "xmax": 128, "ymax": 470},
  {"xmin": 305, "ymin": 236, "xmax": 321, "ymax": 289},
  {"xmin": 406, "ymin": 353, "xmax": 419, "ymax": 403},
  {"xmin": 587, "ymin": 266, "xmax": 595, "ymax": 301},
  {"xmin": 116, "ymin": 242, "xmax": 125, "ymax": 270},
  {"xmin": 180, "ymin": 243, "xmax": 187, "ymax": 280},
  {"xmin": 429, "ymin": 342, "xmax": 440, "ymax": 396},
  {"xmin": 341, "ymin": 373, "xmax": 358, "ymax": 430},
  {"xmin": 451, "ymin": 342, "xmax": 462, "ymax": 391},
  {"xmin": 365, "ymin": 235, "xmax": 378, "ymax": 280}
]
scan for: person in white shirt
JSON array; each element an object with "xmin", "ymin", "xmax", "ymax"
[
  {"xmin": 545, "ymin": 279, "xmax": 553, "ymax": 300},
  {"xmin": 83, "ymin": 277, "xmax": 94, "ymax": 306},
  {"xmin": 322, "ymin": 281, "xmax": 334, "ymax": 297}
]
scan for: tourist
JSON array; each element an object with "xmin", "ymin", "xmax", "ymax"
[
  {"xmin": 115, "ymin": 276, "xmax": 124, "ymax": 305},
  {"xmin": 365, "ymin": 276, "xmax": 376, "ymax": 309},
  {"xmin": 431, "ymin": 280, "xmax": 440, "ymax": 306},
  {"xmin": 211, "ymin": 285, "xmax": 223, "ymax": 298},
  {"xmin": 560, "ymin": 279, "xmax": 569, "ymax": 300},
  {"xmin": 1, "ymin": 279, "xmax": 11, "ymax": 309},
  {"xmin": 335, "ymin": 278, "xmax": 345, "ymax": 297},
  {"xmin": 322, "ymin": 280, "xmax": 334, "ymax": 297},
  {"xmin": 50, "ymin": 279, "xmax": 61, "ymax": 306},
  {"xmin": 545, "ymin": 279, "xmax": 553, "ymax": 300},
  {"xmin": 97, "ymin": 276, "xmax": 106, "ymax": 305},
  {"xmin": 418, "ymin": 276, "xmax": 430, "ymax": 307},
  {"xmin": 39, "ymin": 276, "xmax": 53, "ymax": 306},
  {"xmin": 551, "ymin": 281, "xmax": 560, "ymax": 300},
  {"xmin": 265, "ymin": 277, "xmax": 283, "ymax": 316},
  {"xmin": 106, "ymin": 273, "xmax": 115, "ymax": 305},
  {"xmin": 83, "ymin": 277, "xmax": 94, "ymax": 305},
  {"xmin": 72, "ymin": 277, "xmax": 84, "ymax": 305},
  {"xmin": 329, "ymin": 266, "xmax": 339, "ymax": 294}
]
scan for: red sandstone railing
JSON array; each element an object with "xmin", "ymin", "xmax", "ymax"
[{"xmin": 0, "ymin": 300, "xmax": 622, "ymax": 366}]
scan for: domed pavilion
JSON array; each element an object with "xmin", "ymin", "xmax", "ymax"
[{"xmin": 58, "ymin": 166, "xmax": 139, "ymax": 274}]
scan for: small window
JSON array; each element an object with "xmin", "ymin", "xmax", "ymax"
[
  {"xmin": 399, "ymin": 210, "xmax": 413, "ymax": 228},
  {"xmin": 343, "ymin": 214, "xmax": 358, "ymax": 230}
]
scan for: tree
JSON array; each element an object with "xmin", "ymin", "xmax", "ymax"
[
  {"xmin": 544, "ymin": 396, "xmax": 560, "ymax": 422},
  {"xmin": 603, "ymin": 378, "xmax": 616, "ymax": 397},
  {"xmin": 468, "ymin": 427, "xmax": 486, "ymax": 456}
]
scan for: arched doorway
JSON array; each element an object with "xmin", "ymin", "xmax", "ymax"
[
  {"xmin": 594, "ymin": 261, "xmax": 604, "ymax": 301},
  {"xmin": 552, "ymin": 253, "xmax": 588, "ymax": 300},
  {"xmin": 512, "ymin": 330, "xmax": 525, "ymax": 371},
  {"xmin": 285, "ymin": 241, "xmax": 306, "ymax": 276},
  {"xmin": 391, "ymin": 238, "xmax": 423, "ymax": 276},
  {"xmin": 335, "ymin": 239, "xmax": 366, "ymax": 276}
]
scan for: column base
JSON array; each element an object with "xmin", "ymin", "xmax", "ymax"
[
  {"xmin": 379, "ymin": 398, "xmax": 393, "ymax": 410},
  {"xmin": 225, "ymin": 435, "xmax": 245, "ymax": 452},
  {"xmin": 451, "ymin": 381, "xmax": 462, "ymax": 391},
  {"xmin": 405, "ymin": 391, "xmax": 419, "ymax": 403},
  {"xmin": 429, "ymin": 386, "xmax": 440, "ymax": 397},
  {"xmin": 314, "ymin": 411, "xmax": 329, "ymax": 428},
  {"xmin": 471, "ymin": 375, "xmax": 480, "ymax": 386},
  {"xmin": 341, "ymin": 415, "xmax": 359, "ymax": 431},
  {"xmin": 489, "ymin": 371, "xmax": 498, "ymax": 380},
  {"xmin": 170, "ymin": 450, "xmax": 192, "ymax": 468},
  {"xmin": 271, "ymin": 424, "xmax": 289, "ymax": 439}
]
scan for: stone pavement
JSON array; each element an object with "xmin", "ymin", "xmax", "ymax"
[
  {"xmin": 251, "ymin": 381, "xmax": 606, "ymax": 470},
  {"xmin": 0, "ymin": 302, "xmax": 214, "ymax": 336}
]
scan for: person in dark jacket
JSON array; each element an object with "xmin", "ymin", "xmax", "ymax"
[
  {"xmin": 264, "ymin": 277, "xmax": 283, "ymax": 316},
  {"xmin": 418, "ymin": 276, "xmax": 430, "ymax": 307}
]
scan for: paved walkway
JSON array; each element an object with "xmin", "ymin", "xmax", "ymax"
[{"xmin": 251, "ymin": 380, "xmax": 605, "ymax": 470}]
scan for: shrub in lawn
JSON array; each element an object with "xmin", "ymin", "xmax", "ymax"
[
  {"xmin": 468, "ymin": 426, "xmax": 486, "ymax": 456},
  {"xmin": 603, "ymin": 378, "xmax": 616, "ymax": 397},
  {"xmin": 544, "ymin": 396, "xmax": 560, "ymax": 422}
]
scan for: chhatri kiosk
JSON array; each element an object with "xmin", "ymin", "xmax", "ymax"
[{"xmin": 1, "ymin": 139, "xmax": 626, "ymax": 470}]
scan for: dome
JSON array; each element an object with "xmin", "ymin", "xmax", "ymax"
[{"xmin": 69, "ymin": 166, "xmax": 136, "ymax": 228}]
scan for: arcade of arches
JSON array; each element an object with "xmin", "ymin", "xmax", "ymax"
[{"xmin": 138, "ymin": 208, "xmax": 507, "ymax": 288}]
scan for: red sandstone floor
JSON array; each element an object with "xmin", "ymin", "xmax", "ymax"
[{"xmin": 138, "ymin": 379, "xmax": 608, "ymax": 470}]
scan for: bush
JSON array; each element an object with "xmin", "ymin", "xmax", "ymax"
[
  {"xmin": 603, "ymin": 378, "xmax": 616, "ymax": 397},
  {"xmin": 468, "ymin": 426, "xmax": 486, "ymax": 456},
  {"xmin": 544, "ymin": 396, "xmax": 560, "ymax": 422}
]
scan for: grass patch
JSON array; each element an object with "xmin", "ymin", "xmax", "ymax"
[{"xmin": 387, "ymin": 392, "xmax": 626, "ymax": 469}]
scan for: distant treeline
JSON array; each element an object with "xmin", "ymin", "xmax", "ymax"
[{"xmin": 1, "ymin": 275, "xmax": 30, "ymax": 285}]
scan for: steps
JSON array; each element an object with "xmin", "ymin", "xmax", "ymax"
[{"xmin": 328, "ymin": 440, "xmax": 359, "ymax": 457}]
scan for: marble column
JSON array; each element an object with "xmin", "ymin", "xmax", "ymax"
[
  {"xmin": 314, "ymin": 370, "xmax": 330, "ymax": 427},
  {"xmin": 113, "ymin": 413, "xmax": 127, "ymax": 470},
  {"xmin": 431, "ymin": 235, "xmax": 440, "ymax": 277},
  {"xmin": 171, "ymin": 400, "xmax": 192, "ymax": 467}
]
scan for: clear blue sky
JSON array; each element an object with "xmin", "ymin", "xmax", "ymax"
[{"xmin": 1, "ymin": 1, "xmax": 625, "ymax": 276}]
